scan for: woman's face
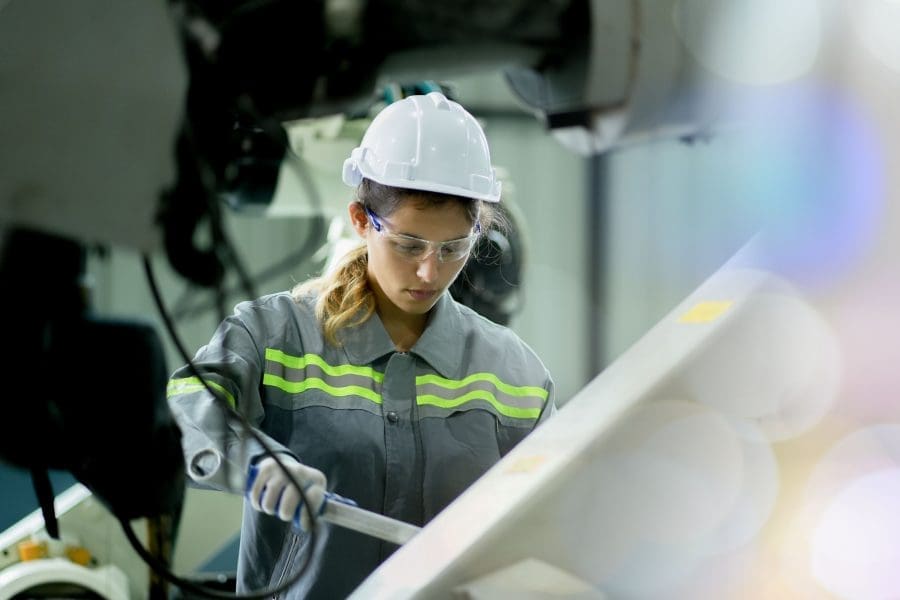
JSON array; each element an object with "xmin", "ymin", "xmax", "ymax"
[{"xmin": 350, "ymin": 198, "xmax": 475, "ymax": 319}]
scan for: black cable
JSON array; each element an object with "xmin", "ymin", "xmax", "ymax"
[
  {"xmin": 120, "ymin": 515, "xmax": 300, "ymax": 600},
  {"xmin": 137, "ymin": 255, "xmax": 322, "ymax": 600},
  {"xmin": 30, "ymin": 467, "xmax": 59, "ymax": 539}
]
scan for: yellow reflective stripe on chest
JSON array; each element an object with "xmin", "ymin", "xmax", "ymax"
[
  {"xmin": 416, "ymin": 373, "xmax": 547, "ymax": 419},
  {"xmin": 263, "ymin": 348, "xmax": 384, "ymax": 404},
  {"xmin": 265, "ymin": 348, "xmax": 386, "ymax": 380},
  {"xmin": 263, "ymin": 374, "xmax": 383, "ymax": 404},
  {"xmin": 263, "ymin": 349, "xmax": 546, "ymax": 419}
]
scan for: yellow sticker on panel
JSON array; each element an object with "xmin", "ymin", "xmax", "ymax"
[{"xmin": 678, "ymin": 300, "xmax": 733, "ymax": 323}]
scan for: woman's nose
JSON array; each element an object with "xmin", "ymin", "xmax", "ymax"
[{"xmin": 416, "ymin": 252, "xmax": 440, "ymax": 283}]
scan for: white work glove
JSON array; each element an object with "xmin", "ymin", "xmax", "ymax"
[{"xmin": 247, "ymin": 455, "xmax": 327, "ymax": 532}]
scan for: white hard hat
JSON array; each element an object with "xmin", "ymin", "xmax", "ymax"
[{"xmin": 342, "ymin": 92, "xmax": 501, "ymax": 202}]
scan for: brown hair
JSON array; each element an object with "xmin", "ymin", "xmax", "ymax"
[{"xmin": 292, "ymin": 179, "xmax": 501, "ymax": 346}]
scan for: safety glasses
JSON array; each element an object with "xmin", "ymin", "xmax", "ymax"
[{"xmin": 365, "ymin": 207, "xmax": 479, "ymax": 263}]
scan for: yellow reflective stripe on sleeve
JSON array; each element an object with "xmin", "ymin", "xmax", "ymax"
[
  {"xmin": 166, "ymin": 377, "xmax": 236, "ymax": 409},
  {"xmin": 262, "ymin": 373, "xmax": 382, "ymax": 405},
  {"xmin": 265, "ymin": 348, "xmax": 385, "ymax": 382},
  {"xmin": 416, "ymin": 372, "xmax": 548, "ymax": 400},
  {"xmin": 418, "ymin": 391, "xmax": 543, "ymax": 419}
]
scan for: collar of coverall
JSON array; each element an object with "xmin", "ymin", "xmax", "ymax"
[{"xmin": 341, "ymin": 291, "xmax": 465, "ymax": 380}]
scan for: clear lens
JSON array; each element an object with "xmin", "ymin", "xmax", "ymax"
[
  {"xmin": 385, "ymin": 233, "xmax": 474, "ymax": 263},
  {"xmin": 439, "ymin": 238, "xmax": 476, "ymax": 262},
  {"xmin": 389, "ymin": 237, "xmax": 430, "ymax": 259},
  {"xmin": 367, "ymin": 207, "xmax": 475, "ymax": 263}
]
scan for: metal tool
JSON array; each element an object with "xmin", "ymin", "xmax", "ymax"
[
  {"xmin": 246, "ymin": 464, "xmax": 422, "ymax": 545},
  {"xmin": 317, "ymin": 492, "xmax": 422, "ymax": 545}
]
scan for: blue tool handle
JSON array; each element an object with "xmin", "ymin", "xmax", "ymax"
[
  {"xmin": 246, "ymin": 463, "xmax": 260, "ymax": 492},
  {"xmin": 291, "ymin": 492, "xmax": 358, "ymax": 530},
  {"xmin": 322, "ymin": 491, "xmax": 358, "ymax": 507}
]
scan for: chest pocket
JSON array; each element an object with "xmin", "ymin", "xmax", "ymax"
[
  {"xmin": 419, "ymin": 408, "xmax": 500, "ymax": 518},
  {"xmin": 414, "ymin": 371, "xmax": 549, "ymax": 519}
]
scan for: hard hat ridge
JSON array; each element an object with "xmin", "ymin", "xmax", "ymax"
[{"xmin": 342, "ymin": 92, "xmax": 501, "ymax": 202}]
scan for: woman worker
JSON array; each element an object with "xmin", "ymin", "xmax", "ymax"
[{"xmin": 166, "ymin": 91, "xmax": 556, "ymax": 598}]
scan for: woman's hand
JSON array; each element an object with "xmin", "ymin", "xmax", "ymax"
[{"xmin": 247, "ymin": 455, "xmax": 327, "ymax": 531}]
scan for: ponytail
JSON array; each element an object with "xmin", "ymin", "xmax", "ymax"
[{"xmin": 292, "ymin": 244, "xmax": 375, "ymax": 346}]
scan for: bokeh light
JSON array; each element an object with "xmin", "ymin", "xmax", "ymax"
[
  {"xmin": 565, "ymin": 400, "xmax": 780, "ymax": 598},
  {"xmin": 679, "ymin": 268, "xmax": 842, "ymax": 441},
  {"xmin": 812, "ymin": 468, "xmax": 900, "ymax": 599},
  {"xmin": 776, "ymin": 425, "xmax": 900, "ymax": 599},
  {"xmin": 712, "ymin": 86, "xmax": 886, "ymax": 289},
  {"xmin": 829, "ymin": 273, "xmax": 900, "ymax": 422}
]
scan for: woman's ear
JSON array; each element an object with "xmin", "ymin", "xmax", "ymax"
[{"xmin": 348, "ymin": 201, "xmax": 368, "ymax": 237}]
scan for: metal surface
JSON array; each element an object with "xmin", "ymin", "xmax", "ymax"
[{"xmin": 320, "ymin": 496, "xmax": 422, "ymax": 546}]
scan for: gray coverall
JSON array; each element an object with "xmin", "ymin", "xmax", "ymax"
[{"xmin": 167, "ymin": 290, "xmax": 555, "ymax": 599}]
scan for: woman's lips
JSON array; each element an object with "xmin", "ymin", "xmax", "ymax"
[{"xmin": 408, "ymin": 289, "xmax": 437, "ymax": 301}]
